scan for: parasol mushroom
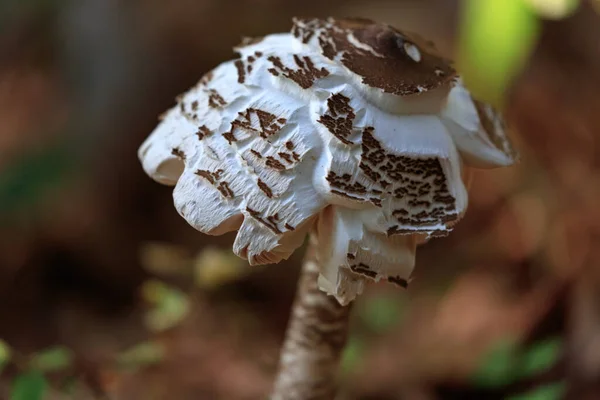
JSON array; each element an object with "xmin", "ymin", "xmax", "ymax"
[{"xmin": 138, "ymin": 17, "xmax": 517, "ymax": 400}]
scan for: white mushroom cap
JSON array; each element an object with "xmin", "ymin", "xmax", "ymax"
[
  {"xmin": 138, "ymin": 17, "xmax": 517, "ymax": 304},
  {"xmin": 441, "ymin": 80, "xmax": 517, "ymax": 168}
]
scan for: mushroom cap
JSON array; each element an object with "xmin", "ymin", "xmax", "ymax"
[
  {"xmin": 442, "ymin": 79, "xmax": 517, "ymax": 168},
  {"xmin": 138, "ymin": 18, "xmax": 516, "ymax": 304},
  {"xmin": 292, "ymin": 17, "xmax": 456, "ymax": 97}
]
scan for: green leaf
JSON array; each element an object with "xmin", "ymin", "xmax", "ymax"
[
  {"xmin": 116, "ymin": 341, "xmax": 165, "ymax": 370},
  {"xmin": 30, "ymin": 346, "xmax": 73, "ymax": 372},
  {"xmin": 359, "ymin": 295, "xmax": 404, "ymax": 333},
  {"xmin": 340, "ymin": 336, "xmax": 365, "ymax": 375},
  {"xmin": 472, "ymin": 338, "xmax": 519, "ymax": 388},
  {"xmin": 458, "ymin": 0, "xmax": 541, "ymax": 106},
  {"xmin": 142, "ymin": 280, "xmax": 190, "ymax": 332},
  {"xmin": 518, "ymin": 337, "xmax": 562, "ymax": 377},
  {"xmin": 194, "ymin": 247, "xmax": 248, "ymax": 289},
  {"xmin": 0, "ymin": 339, "xmax": 11, "ymax": 371},
  {"xmin": 10, "ymin": 371, "xmax": 47, "ymax": 400},
  {"xmin": 506, "ymin": 381, "xmax": 566, "ymax": 400}
]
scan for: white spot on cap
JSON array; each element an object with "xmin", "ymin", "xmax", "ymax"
[
  {"xmin": 347, "ymin": 32, "xmax": 383, "ymax": 57},
  {"xmin": 403, "ymin": 42, "xmax": 421, "ymax": 63}
]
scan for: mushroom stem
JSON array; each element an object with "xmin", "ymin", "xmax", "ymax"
[{"xmin": 271, "ymin": 236, "xmax": 353, "ymax": 400}]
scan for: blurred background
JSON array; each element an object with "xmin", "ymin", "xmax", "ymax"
[{"xmin": 1, "ymin": 0, "xmax": 600, "ymax": 399}]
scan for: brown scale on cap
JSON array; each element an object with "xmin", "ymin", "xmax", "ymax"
[
  {"xmin": 207, "ymin": 89, "xmax": 227, "ymax": 108},
  {"xmin": 267, "ymin": 55, "xmax": 330, "ymax": 89},
  {"xmin": 292, "ymin": 17, "xmax": 456, "ymax": 96},
  {"xmin": 171, "ymin": 147, "xmax": 186, "ymax": 160},
  {"xmin": 246, "ymin": 207, "xmax": 282, "ymax": 234},
  {"xmin": 195, "ymin": 169, "xmax": 235, "ymax": 199},
  {"xmin": 388, "ymin": 276, "xmax": 409, "ymax": 288},
  {"xmin": 245, "ymin": 208, "xmax": 295, "ymax": 235},
  {"xmin": 330, "ymin": 190, "xmax": 364, "ymax": 202},
  {"xmin": 250, "ymin": 149, "xmax": 263, "ymax": 158},
  {"xmin": 323, "ymin": 126, "xmax": 460, "ymax": 235},
  {"xmin": 318, "ymin": 93, "xmax": 357, "ymax": 145},
  {"xmin": 369, "ymin": 197, "xmax": 382, "ymax": 207},
  {"xmin": 473, "ymin": 99, "xmax": 514, "ymax": 155},
  {"xmin": 234, "ymin": 52, "xmax": 263, "ymax": 84},
  {"xmin": 265, "ymin": 156, "xmax": 286, "ymax": 171},
  {"xmin": 196, "ymin": 125, "xmax": 211, "ymax": 140},
  {"xmin": 350, "ymin": 263, "xmax": 378, "ymax": 279},
  {"xmin": 225, "ymin": 108, "xmax": 287, "ymax": 143},
  {"xmin": 244, "ymin": 144, "xmax": 299, "ymax": 178},
  {"xmin": 222, "ymin": 131, "xmax": 237, "ymax": 145},
  {"xmin": 292, "ymin": 18, "xmax": 327, "ymax": 44},
  {"xmin": 323, "ymin": 122, "xmax": 459, "ymax": 227},
  {"xmin": 257, "ymin": 179, "xmax": 274, "ymax": 198},
  {"xmin": 234, "ymin": 59, "xmax": 246, "ymax": 84},
  {"xmin": 326, "ymin": 171, "xmax": 368, "ymax": 198}
]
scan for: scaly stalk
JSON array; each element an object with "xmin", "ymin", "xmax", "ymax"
[{"xmin": 271, "ymin": 236, "xmax": 353, "ymax": 400}]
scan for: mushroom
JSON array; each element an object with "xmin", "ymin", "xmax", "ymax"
[
  {"xmin": 138, "ymin": 17, "xmax": 517, "ymax": 399},
  {"xmin": 139, "ymin": 17, "xmax": 516, "ymax": 305}
]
